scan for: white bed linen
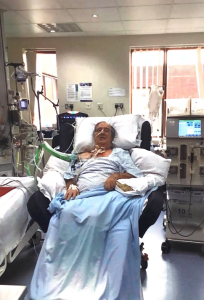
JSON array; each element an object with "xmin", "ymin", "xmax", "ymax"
[{"xmin": 0, "ymin": 177, "xmax": 37, "ymax": 265}]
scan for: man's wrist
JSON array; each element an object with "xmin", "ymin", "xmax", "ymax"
[{"xmin": 68, "ymin": 184, "xmax": 79, "ymax": 191}]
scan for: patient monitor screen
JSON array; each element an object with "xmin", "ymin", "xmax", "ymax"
[{"xmin": 179, "ymin": 120, "xmax": 201, "ymax": 137}]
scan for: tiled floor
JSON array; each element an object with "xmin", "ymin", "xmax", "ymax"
[{"xmin": 1, "ymin": 212, "xmax": 204, "ymax": 300}]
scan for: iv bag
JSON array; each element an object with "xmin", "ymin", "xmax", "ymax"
[{"xmin": 148, "ymin": 85, "xmax": 164, "ymax": 121}]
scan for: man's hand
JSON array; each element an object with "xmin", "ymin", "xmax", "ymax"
[
  {"xmin": 105, "ymin": 174, "xmax": 118, "ymax": 191},
  {"xmin": 64, "ymin": 187, "xmax": 80, "ymax": 201},
  {"xmin": 105, "ymin": 172, "xmax": 135, "ymax": 191}
]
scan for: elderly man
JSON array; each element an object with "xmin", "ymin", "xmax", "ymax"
[
  {"xmin": 29, "ymin": 121, "xmax": 149, "ymax": 300},
  {"xmin": 64, "ymin": 121, "xmax": 142, "ymax": 200},
  {"xmin": 27, "ymin": 121, "xmax": 142, "ymax": 233}
]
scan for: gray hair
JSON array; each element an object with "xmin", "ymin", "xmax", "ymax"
[{"xmin": 94, "ymin": 122, "xmax": 116, "ymax": 141}]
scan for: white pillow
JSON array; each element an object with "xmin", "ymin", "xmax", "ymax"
[
  {"xmin": 43, "ymin": 155, "xmax": 70, "ymax": 176},
  {"xmin": 73, "ymin": 114, "xmax": 145, "ymax": 153},
  {"xmin": 130, "ymin": 148, "xmax": 171, "ymax": 181},
  {"xmin": 38, "ymin": 155, "xmax": 69, "ymax": 200},
  {"xmin": 116, "ymin": 149, "xmax": 171, "ymax": 196},
  {"xmin": 38, "ymin": 171, "xmax": 66, "ymax": 201}
]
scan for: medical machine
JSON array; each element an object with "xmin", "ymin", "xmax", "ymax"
[
  {"xmin": 162, "ymin": 115, "xmax": 204, "ymax": 253},
  {"xmin": 53, "ymin": 112, "xmax": 88, "ymax": 152}
]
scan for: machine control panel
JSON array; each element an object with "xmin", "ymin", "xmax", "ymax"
[{"xmin": 166, "ymin": 117, "xmax": 204, "ymax": 187}]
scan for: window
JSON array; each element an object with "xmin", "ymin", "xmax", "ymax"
[
  {"xmin": 131, "ymin": 47, "xmax": 204, "ymax": 137},
  {"xmin": 131, "ymin": 49, "xmax": 164, "ymax": 137},
  {"xmin": 34, "ymin": 53, "xmax": 58, "ymax": 129}
]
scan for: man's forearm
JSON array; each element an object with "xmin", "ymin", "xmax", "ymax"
[
  {"xmin": 65, "ymin": 179, "xmax": 74, "ymax": 189},
  {"xmin": 113, "ymin": 173, "xmax": 135, "ymax": 180}
]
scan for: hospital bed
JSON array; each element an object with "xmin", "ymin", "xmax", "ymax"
[
  {"xmin": 0, "ymin": 114, "xmax": 165, "ymax": 278},
  {"xmin": 37, "ymin": 114, "xmax": 165, "ymax": 269},
  {"xmin": 0, "ymin": 177, "xmax": 39, "ymax": 277}
]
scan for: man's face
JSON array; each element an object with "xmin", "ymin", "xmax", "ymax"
[{"xmin": 94, "ymin": 122, "xmax": 112, "ymax": 148}]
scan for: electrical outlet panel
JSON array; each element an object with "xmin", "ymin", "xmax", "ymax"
[
  {"xmin": 97, "ymin": 103, "xmax": 103, "ymax": 110},
  {"xmin": 115, "ymin": 103, "xmax": 124, "ymax": 109},
  {"xmin": 65, "ymin": 104, "xmax": 74, "ymax": 110},
  {"xmin": 86, "ymin": 103, "xmax": 91, "ymax": 110}
]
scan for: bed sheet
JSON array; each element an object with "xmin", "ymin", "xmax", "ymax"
[{"xmin": 0, "ymin": 177, "xmax": 37, "ymax": 265}]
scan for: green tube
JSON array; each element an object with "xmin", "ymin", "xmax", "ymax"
[
  {"xmin": 33, "ymin": 141, "xmax": 77, "ymax": 186},
  {"xmin": 27, "ymin": 162, "xmax": 31, "ymax": 176},
  {"xmin": 39, "ymin": 141, "xmax": 77, "ymax": 161}
]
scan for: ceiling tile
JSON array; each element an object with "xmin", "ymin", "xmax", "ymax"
[
  {"xmin": 171, "ymin": 3, "xmax": 204, "ymax": 18},
  {"xmin": 174, "ymin": 0, "xmax": 204, "ymax": 3},
  {"xmin": 59, "ymin": 0, "xmax": 116, "ymax": 9},
  {"xmin": 166, "ymin": 28, "xmax": 204, "ymax": 33},
  {"xmin": 68, "ymin": 8, "xmax": 120, "ymax": 22},
  {"xmin": 3, "ymin": 11, "xmax": 30, "ymax": 24},
  {"xmin": 123, "ymin": 19, "xmax": 167, "ymax": 30},
  {"xmin": 119, "ymin": 5, "xmax": 171, "ymax": 20},
  {"xmin": 46, "ymin": 31, "xmax": 87, "ymax": 36},
  {"xmin": 5, "ymin": 24, "xmax": 44, "ymax": 34},
  {"xmin": 116, "ymin": 0, "xmax": 172, "ymax": 6},
  {"xmin": 168, "ymin": 18, "xmax": 204, "ymax": 28},
  {"xmin": 126, "ymin": 29, "xmax": 165, "ymax": 35},
  {"xmin": 87, "ymin": 31, "xmax": 126, "ymax": 36},
  {"xmin": 78, "ymin": 22, "xmax": 124, "ymax": 32},
  {"xmin": 5, "ymin": 32, "xmax": 51, "ymax": 37},
  {"xmin": 0, "ymin": 0, "xmax": 62, "ymax": 10},
  {"xmin": 0, "ymin": 1, "xmax": 10, "ymax": 10},
  {"xmin": 17, "ymin": 10, "xmax": 73, "ymax": 24}
]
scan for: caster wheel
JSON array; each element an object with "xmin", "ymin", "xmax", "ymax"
[
  {"xmin": 141, "ymin": 260, "xmax": 148, "ymax": 270},
  {"xmin": 28, "ymin": 231, "xmax": 41, "ymax": 246},
  {"xmin": 161, "ymin": 240, "xmax": 171, "ymax": 254}
]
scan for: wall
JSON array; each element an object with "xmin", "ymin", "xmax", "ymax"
[{"xmin": 6, "ymin": 33, "xmax": 204, "ymax": 118}]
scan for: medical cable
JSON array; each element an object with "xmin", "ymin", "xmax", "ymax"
[
  {"xmin": 99, "ymin": 107, "xmax": 107, "ymax": 117},
  {"xmin": 0, "ymin": 179, "xmax": 32, "ymax": 197},
  {"xmin": 32, "ymin": 238, "xmax": 39, "ymax": 258},
  {"xmin": 120, "ymin": 107, "xmax": 124, "ymax": 115}
]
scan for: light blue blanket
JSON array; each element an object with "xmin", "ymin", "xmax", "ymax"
[{"xmin": 29, "ymin": 187, "xmax": 154, "ymax": 300}]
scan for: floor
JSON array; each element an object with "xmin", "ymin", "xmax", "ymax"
[{"xmin": 0, "ymin": 212, "xmax": 204, "ymax": 300}]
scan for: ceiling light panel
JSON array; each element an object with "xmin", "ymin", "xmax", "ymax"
[
  {"xmin": 36, "ymin": 23, "xmax": 82, "ymax": 33},
  {"xmin": 59, "ymin": 0, "xmax": 116, "ymax": 9}
]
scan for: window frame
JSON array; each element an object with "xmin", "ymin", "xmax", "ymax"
[{"xmin": 130, "ymin": 46, "xmax": 204, "ymax": 138}]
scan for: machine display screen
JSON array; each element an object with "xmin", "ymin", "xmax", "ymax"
[{"xmin": 178, "ymin": 120, "xmax": 201, "ymax": 137}]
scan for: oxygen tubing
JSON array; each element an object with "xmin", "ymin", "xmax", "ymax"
[{"xmin": 33, "ymin": 141, "xmax": 77, "ymax": 186}]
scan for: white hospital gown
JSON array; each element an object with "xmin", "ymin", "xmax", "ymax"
[{"xmin": 64, "ymin": 147, "xmax": 143, "ymax": 192}]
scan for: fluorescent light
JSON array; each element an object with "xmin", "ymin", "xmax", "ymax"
[
  {"xmin": 92, "ymin": 14, "xmax": 98, "ymax": 18},
  {"xmin": 50, "ymin": 30, "xmax": 55, "ymax": 32}
]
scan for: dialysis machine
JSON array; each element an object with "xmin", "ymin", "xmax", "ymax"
[{"xmin": 163, "ymin": 110, "xmax": 204, "ymax": 253}]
